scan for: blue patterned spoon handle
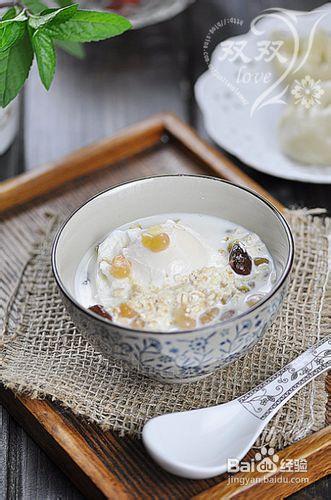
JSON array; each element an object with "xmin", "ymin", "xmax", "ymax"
[{"xmin": 238, "ymin": 337, "xmax": 331, "ymax": 421}]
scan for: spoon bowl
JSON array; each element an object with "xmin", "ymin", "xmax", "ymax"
[
  {"xmin": 143, "ymin": 400, "xmax": 263, "ymax": 479},
  {"xmin": 143, "ymin": 337, "xmax": 331, "ymax": 479}
]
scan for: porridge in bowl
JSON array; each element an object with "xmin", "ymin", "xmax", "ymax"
[
  {"xmin": 53, "ymin": 175, "xmax": 293, "ymax": 382},
  {"xmin": 76, "ymin": 213, "xmax": 276, "ymax": 332}
]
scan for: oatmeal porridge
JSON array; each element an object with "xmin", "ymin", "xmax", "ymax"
[{"xmin": 75, "ymin": 213, "xmax": 276, "ymax": 331}]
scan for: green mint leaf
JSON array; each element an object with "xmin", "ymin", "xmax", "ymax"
[
  {"xmin": 24, "ymin": 0, "xmax": 48, "ymax": 14},
  {"xmin": 0, "ymin": 10, "xmax": 28, "ymax": 52},
  {"xmin": 2, "ymin": 8, "xmax": 16, "ymax": 21},
  {"xmin": 0, "ymin": 25, "xmax": 34, "ymax": 107},
  {"xmin": 46, "ymin": 10, "xmax": 132, "ymax": 42},
  {"xmin": 0, "ymin": 21, "xmax": 25, "ymax": 52},
  {"xmin": 29, "ymin": 4, "xmax": 78, "ymax": 30},
  {"xmin": 55, "ymin": 39, "xmax": 85, "ymax": 58},
  {"xmin": 0, "ymin": 10, "xmax": 27, "ymax": 24},
  {"xmin": 2, "ymin": 7, "xmax": 22, "ymax": 21},
  {"xmin": 32, "ymin": 29, "xmax": 56, "ymax": 90}
]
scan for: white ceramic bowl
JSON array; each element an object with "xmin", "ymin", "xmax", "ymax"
[
  {"xmin": 52, "ymin": 175, "xmax": 294, "ymax": 383},
  {"xmin": 80, "ymin": 0, "xmax": 196, "ymax": 29}
]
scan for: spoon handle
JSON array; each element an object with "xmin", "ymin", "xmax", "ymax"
[{"xmin": 238, "ymin": 336, "xmax": 331, "ymax": 421}]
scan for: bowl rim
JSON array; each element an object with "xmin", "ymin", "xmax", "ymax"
[{"xmin": 51, "ymin": 174, "xmax": 294, "ymax": 335}]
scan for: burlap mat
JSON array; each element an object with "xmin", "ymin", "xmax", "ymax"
[{"xmin": 0, "ymin": 209, "xmax": 330, "ymax": 449}]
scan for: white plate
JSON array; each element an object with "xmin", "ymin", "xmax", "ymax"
[{"xmin": 195, "ymin": 4, "xmax": 331, "ymax": 184}]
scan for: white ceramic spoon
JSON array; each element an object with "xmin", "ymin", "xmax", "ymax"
[{"xmin": 142, "ymin": 337, "xmax": 331, "ymax": 479}]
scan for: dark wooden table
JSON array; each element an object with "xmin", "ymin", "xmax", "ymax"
[{"xmin": 1, "ymin": 1, "xmax": 330, "ymax": 498}]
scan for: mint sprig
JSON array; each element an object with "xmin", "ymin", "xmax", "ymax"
[
  {"xmin": 24, "ymin": 0, "xmax": 86, "ymax": 59},
  {"xmin": 0, "ymin": 2, "xmax": 131, "ymax": 107}
]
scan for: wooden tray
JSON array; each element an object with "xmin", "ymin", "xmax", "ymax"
[{"xmin": 0, "ymin": 113, "xmax": 330, "ymax": 499}]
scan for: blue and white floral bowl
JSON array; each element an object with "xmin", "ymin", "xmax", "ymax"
[{"xmin": 52, "ymin": 175, "xmax": 294, "ymax": 383}]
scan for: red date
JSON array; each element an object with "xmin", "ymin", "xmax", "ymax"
[
  {"xmin": 229, "ymin": 243, "xmax": 252, "ymax": 275},
  {"xmin": 88, "ymin": 304, "xmax": 113, "ymax": 321}
]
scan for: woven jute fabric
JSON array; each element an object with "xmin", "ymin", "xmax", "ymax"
[{"xmin": 0, "ymin": 208, "xmax": 330, "ymax": 448}]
